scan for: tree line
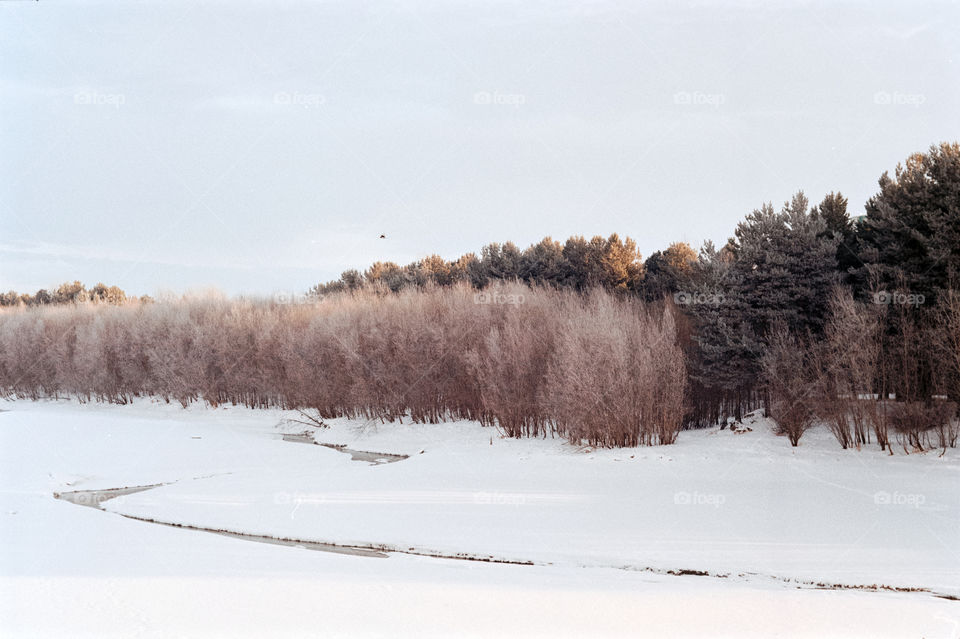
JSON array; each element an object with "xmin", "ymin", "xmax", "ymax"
[
  {"xmin": 307, "ymin": 142, "xmax": 960, "ymax": 448},
  {"xmin": 0, "ymin": 281, "xmax": 138, "ymax": 307},
  {"xmin": 0, "ymin": 284, "xmax": 686, "ymax": 448},
  {"xmin": 1, "ymin": 142, "xmax": 957, "ymax": 450}
]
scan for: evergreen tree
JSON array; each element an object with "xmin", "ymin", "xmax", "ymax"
[
  {"xmin": 854, "ymin": 142, "xmax": 960, "ymax": 400},
  {"xmin": 643, "ymin": 241, "xmax": 697, "ymax": 301},
  {"xmin": 687, "ymin": 193, "xmax": 839, "ymax": 422},
  {"xmin": 420, "ymin": 255, "xmax": 453, "ymax": 286},
  {"xmin": 364, "ymin": 261, "xmax": 405, "ymax": 292},
  {"xmin": 479, "ymin": 242, "xmax": 523, "ymax": 282},
  {"xmin": 811, "ymin": 192, "xmax": 860, "ymax": 283},
  {"xmin": 600, "ymin": 233, "xmax": 644, "ymax": 292},
  {"xmin": 856, "ymin": 142, "xmax": 960, "ymax": 302},
  {"xmin": 687, "ymin": 241, "xmax": 763, "ymax": 417},
  {"xmin": 732, "ymin": 192, "xmax": 839, "ymax": 336},
  {"xmin": 519, "ymin": 237, "xmax": 566, "ymax": 286}
]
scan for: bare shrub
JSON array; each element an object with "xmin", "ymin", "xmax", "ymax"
[
  {"xmin": 864, "ymin": 399, "xmax": 891, "ymax": 452},
  {"xmin": 0, "ymin": 282, "xmax": 686, "ymax": 448},
  {"xmin": 934, "ymin": 289, "xmax": 960, "ymax": 403},
  {"xmin": 762, "ymin": 327, "xmax": 818, "ymax": 446},
  {"xmin": 467, "ymin": 282, "xmax": 558, "ymax": 438},
  {"xmin": 890, "ymin": 400, "xmax": 957, "ymax": 452},
  {"xmin": 817, "ymin": 289, "xmax": 886, "ymax": 449},
  {"xmin": 541, "ymin": 291, "xmax": 686, "ymax": 447}
]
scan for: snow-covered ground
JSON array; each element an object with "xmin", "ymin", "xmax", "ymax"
[{"xmin": 2, "ymin": 399, "xmax": 958, "ymax": 638}]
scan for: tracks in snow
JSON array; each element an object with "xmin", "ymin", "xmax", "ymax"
[{"xmin": 53, "ymin": 479, "xmax": 958, "ymax": 602}]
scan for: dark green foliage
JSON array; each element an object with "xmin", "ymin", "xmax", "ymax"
[
  {"xmin": 732, "ymin": 192, "xmax": 839, "ymax": 336},
  {"xmin": 811, "ymin": 192, "xmax": 861, "ymax": 284},
  {"xmin": 643, "ymin": 242, "xmax": 697, "ymax": 301},
  {"xmin": 684, "ymin": 194, "xmax": 839, "ymax": 425},
  {"xmin": 856, "ymin": 142, "xmax": 960, "ymax": 302}
]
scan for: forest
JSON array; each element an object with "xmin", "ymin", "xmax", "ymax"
[{"xmin": 2, "ymin": 142, "xmax": 958, "ymax": 450}]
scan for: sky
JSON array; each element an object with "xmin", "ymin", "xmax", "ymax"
[{"xmin": 1, "ymin": 0, "xmax": 957, "ymax": 297}]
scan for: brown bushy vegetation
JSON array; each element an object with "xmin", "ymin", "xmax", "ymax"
[
  {"xmin": 814, "ymin": 289, "xmax": 888, "ymax": 450},
  {"xmin": 762, "ymin": 286, "xmax": 960, "ymax": 450},
  {"xmin": 0, "ymin": 283, "xmax": 687, "ymax": 448},
  {"xmin": 761, "ymin": 327, "xmax": 818, "ymax": 447}
]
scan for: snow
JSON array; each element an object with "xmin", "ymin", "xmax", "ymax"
[{"xmin": 2, "ymin": 398, "xmax": 958, "ymax": 638}]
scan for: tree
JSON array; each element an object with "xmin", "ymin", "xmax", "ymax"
[
  {"xmin": 854, "ymin": 143, "xmax": 960, "ymax": 401},
  {"xmin": 0, "ymin": 291, "xmax": 20, "ymax": 307},
  {"xmin": 732, "ymin": 192, "xmax": 839, "ymax": 336},
  {"xmin": 53, "ymin": 281, "xmax": 88, "ymax": 304},
  {"xmin": 519, "ymin": 237, "xmax": 566, "ymax": 286},
  {"xmin": 856, "ymin": 142, "xmax": 960, "ymax": 303},
  {"xmin": 762, "ymin": 325, "xmax": 818, "ymax": 446},
  {"xmin": 479, "ymin": 242, "xmax": 523, "ymax": 282},
  {"xmin": 89, "ymin": 283, "xmax": 127, "ymax": 305},
  {"xmin": 643, "ymin": 241, "xmax": 697, "ymax": 301},
  {"xmin": 811, "ymin": 192, "xmax": 860, "ymax": 283},
  {"xmin": 600, "ymin": 233, "xmax": 644, "ymax": 292},
  {"xmin": 559, "ymin": 236, "xmax": 594, "ymax": 289},
  {"xmin": 685, "ymin": 193, "xmax": 838, "ymax": 425},
  {"xmin": 420, "ymin": 255, "xmax": 453, "ymax": 286},
  {"xmin": 451, "ymin": 253, "xmax": 484, "ymax": 287},
  {"xmin": 816, "ymin": 288, "xmax": 888, "ymax": 449},
  {"xmin": 364, "ymin": 261, "xmax": 405, "ymax": 292},
  {"xmin": 933, "ymin": 288, "xmax": 960, "ymax": 404},
  {"xmin": 340, "ymin": 269, "xmax": 364, "ymax": 290}
]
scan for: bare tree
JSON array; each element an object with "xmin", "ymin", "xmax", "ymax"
[
  {"xmin": 0, "ymin": 282, "xmax": 689, "ymax": 448},
  {"xmin": 762, "ymin": 326, "xmax": 818, "ymax": 446}
]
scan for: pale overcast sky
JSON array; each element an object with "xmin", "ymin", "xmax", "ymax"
[{"xmin": 1, "ymin": 0, "xmax": 957, "ymax": 296}]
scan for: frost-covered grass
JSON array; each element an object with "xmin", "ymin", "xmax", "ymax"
[{"xmin": 2, "ymin": 398, "xmax": 958, "ymax": 638}]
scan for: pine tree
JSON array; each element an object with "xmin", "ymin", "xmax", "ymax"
[
  {"xmin": 687, "ymin": 193, "xmax": 839, "ymax": 422},
  {"xmin": 857, "ymin": 142, "xmax": 960, "ymax": 302},
  {"xmin": 732, "ymin": 192, "xmax": 839, "ymax": 336},
  {"xmin": 811, "ymin": 192, "xmax": 860, "ymax": 283},
  {"xmin": 643, "ymin": 241, "xmax": 697, "ymax": 301},
  {"xmin": 600, "ymin": 233, "xmax": 644, "ymax": 292},
  {"xmin": 519, "ymin": 237, "xmax": 566, "ymax": 286}
]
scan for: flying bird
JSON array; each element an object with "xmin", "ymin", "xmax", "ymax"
[{"xmin": 379, "ymin": 234, "xmax": 386, "ymax": 239}]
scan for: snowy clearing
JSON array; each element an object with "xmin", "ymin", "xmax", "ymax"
[{"xmin": 2, "ymin": 398, "xmax": 958, "ymax": 638}]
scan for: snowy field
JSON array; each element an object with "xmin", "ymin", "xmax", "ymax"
[{"xmin": 2, "ymin": 399, "xmax": 958, "ymax": 638}]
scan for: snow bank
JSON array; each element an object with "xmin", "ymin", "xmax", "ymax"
[{"xmin": 2, "ymin": 399, "xmax": 958, "ymax": 637}]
